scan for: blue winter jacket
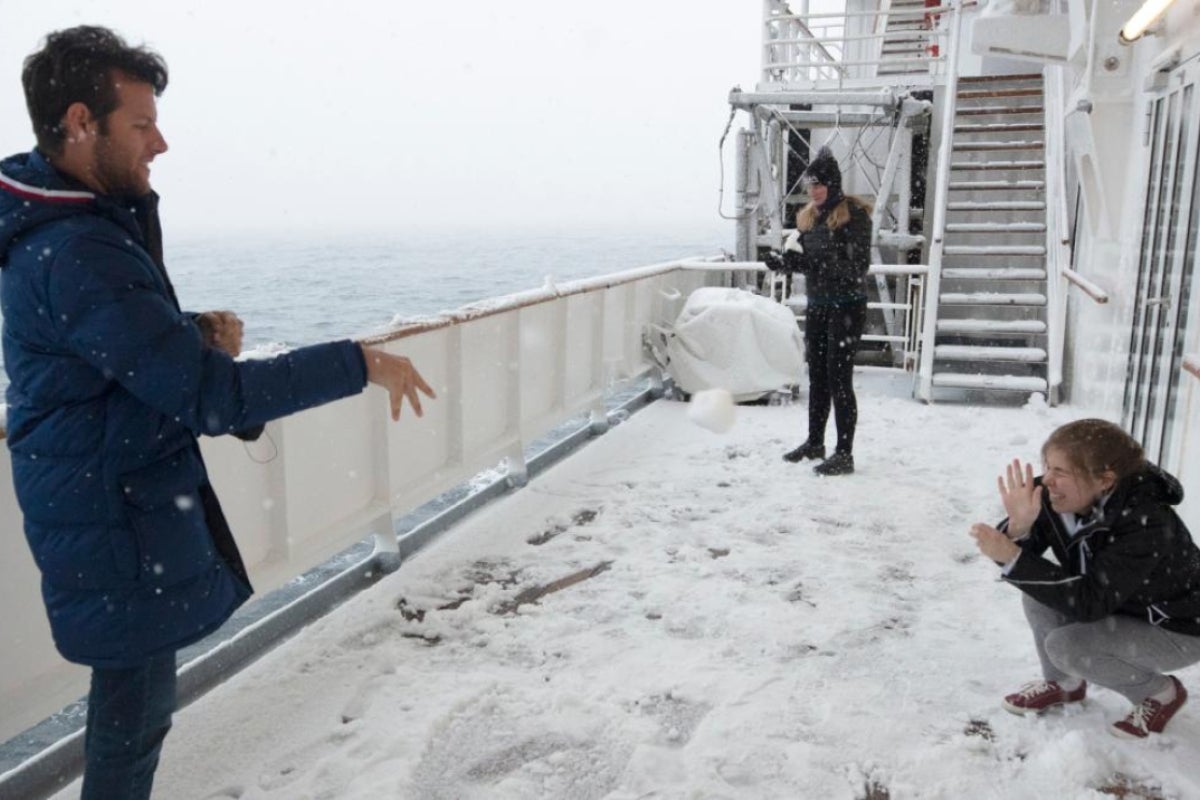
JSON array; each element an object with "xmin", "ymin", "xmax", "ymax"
[{"xmin": 0, "ymin": 150, "xmax": 368, "ymax": 668}]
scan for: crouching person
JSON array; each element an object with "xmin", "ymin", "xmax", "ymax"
[{"xmin": 969, "ymin": 419, "xmax": 1200, "ymax": 738}]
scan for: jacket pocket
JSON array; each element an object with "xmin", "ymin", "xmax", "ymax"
[{"xmin": 119, "ymin": 448, "xmax": 216, "ymax": 585}]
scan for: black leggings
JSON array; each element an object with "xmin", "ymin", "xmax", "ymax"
[{"xmin": 805, "ymin": 301, "xmax": 866, "ymax": 455}]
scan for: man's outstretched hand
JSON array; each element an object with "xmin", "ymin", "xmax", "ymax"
[{"xmin": 361, "ymin": 346, "xmax": 436, "ymax": 420}]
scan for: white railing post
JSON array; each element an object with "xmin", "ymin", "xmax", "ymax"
[
  {"xmin": 1042, "ymin": 66, "xmax": 1070, "ymax": 404},
  {"xmin": 735, "ymin": 128, "xmax": 755, "ymax": 262},
  {"xmin": 916, "ymin": 0, "xmax": 963, "ymax": 402}
]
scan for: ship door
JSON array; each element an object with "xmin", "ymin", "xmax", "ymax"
[{"xmin": 1124, "ymin": 69, "xmax": 1200, "ymax": 465}]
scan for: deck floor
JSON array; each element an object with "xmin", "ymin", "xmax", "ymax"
[{"xmin": 49, "ymin": 371, "xmax": 1199, "ymax": 799}]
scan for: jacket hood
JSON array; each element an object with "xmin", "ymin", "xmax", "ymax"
[
  {"xmin": 1118, "ymin": 463, "xmax": 1184, "ymax": 507},
  {"xmin": 0, "ymin": 150, "xmax": 96, "ymax": 269}
]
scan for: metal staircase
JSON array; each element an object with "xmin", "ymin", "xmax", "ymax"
[
  {"xmin": 878, "ymin": 0, "xmax": 937, "ymax": 77},
  {"xmin": 924, "ymin": 73, "xmax": 1051, "ymax": 395}
]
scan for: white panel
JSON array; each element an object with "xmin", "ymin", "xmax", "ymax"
[
  {"xmin": 200, "ymin": 433, "xmax": 276, "ymax": 570},
  {"xmin": 518, "ymin": 300, "xmax": 564, "ymax": 427},
  {"xmin": 564, "ymin": 293, "xmax": 603, "ymax": 403},
  {"xmin": 461, "ymin": 315, "xmax": 517, "ymax": 454},
  {"xmin": 281, "ymin": 393, "xmax": 379, "ymax": 551}
]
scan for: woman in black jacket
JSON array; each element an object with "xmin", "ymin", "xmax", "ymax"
[
  {"xmin": 970, "ymin": 419, "xmax": 1200, "ymax": 738},
  {"xmin": 769, "ymin": 147, "xmax": 873, "ymax": 476}
]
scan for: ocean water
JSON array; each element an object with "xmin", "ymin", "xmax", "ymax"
[{"xmin": 0, "ymin": 226, "xmax": 729, "ymax": 396}]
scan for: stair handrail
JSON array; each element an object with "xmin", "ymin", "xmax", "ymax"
[
  {"xmin": 1042, "ymin": 64, "xmax": 1069, "ymax": 402},
  {"xmin": 915, "ymin": 0, "xmax": 963, "ymax": 401}
]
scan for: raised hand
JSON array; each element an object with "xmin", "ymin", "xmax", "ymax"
[
  {"xmin": 196, "ymin": 310, "xmax": 245, "ymax": 357},
  {"xmin": 361, "ymin": 346, "xmax": 436, "ymax": 420},
  {"xmin": 969, "ymin": 522, "xmax": 1021, "ymax": 564},
  {"xmin": 997, "ymin": 458, "xmax": 1042, "ymax": 539}
]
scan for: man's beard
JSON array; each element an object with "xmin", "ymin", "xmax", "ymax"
[{"xmin": 93, "ymin": 137, "xmax": 148, "ymax": 199}]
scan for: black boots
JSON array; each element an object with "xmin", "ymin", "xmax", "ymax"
[
  {"xmin": 814, "ymin": 451, "xmax": 854, "ymax": 476},
  {"xmin": 784, "ymin": 441, "xmax": 855, "ymax": 475},
  {"xmin": 783, "ymin": 440, "xmax": 825, "ymax": 462}
]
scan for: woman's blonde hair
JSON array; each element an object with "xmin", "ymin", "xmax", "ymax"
[
  {"xmin": 795, "ymin": 195, "xmax": 874, "ymax": 232},
  {"xmin": 1042, "ymin": 419, "xmax": 1145, "ymax": 482}
]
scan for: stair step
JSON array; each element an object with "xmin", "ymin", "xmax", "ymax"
[
  {"xmin": 957, "ymin": 105, "xmax": 1044, "ymax": 116},
  {"xmin": 942, "ymin": 267, "xmax": 1047, "ymax": 279},
  {"xmin": 954, "ymin": 140, "xmax": 1044, "ymax": 151},
  {"xmin": 947, "ymin": 200, "xmax": 1047, "ymax": 211},
  {"xmin": 941, "ymin": 292, "xmax": 1046, "ymax": 305},
  {"xmin": 938, "ymin": 318, "xmax": 1047, "ymax": 334},
  {"xmin": 948, "ymin": 180, "xmax": 1045, "ymax": 191},
  {"xmin": 862, "ymin": 333, "xmax": 909, "ymax": 344},
  {"xmin": 945, "ymin": 222, "xmax": 1046, "ymax": 233},
  {"xmin": 950, "ymin": 160, "xmax": 1045, "ymax": 170},
  {"xmin": 933, "ymin": 373, "xmax": 1049, "ymax": 391},
  {"xmin": 958, "ymin": 88, "xmax": 1044, "ymax": 100},
  {"xmin": 955, "ymin": 123, "xmax": 1045, "ymax": 134},
  {"xmin": 959, "ymin": 73, "xmax": 1042, "ymax": 84},
  {"xmin": 943, "ymin": 245, "xmax": 1047, "ymax": 256},
  {"xmin": 935, "ymin": 345, "xmax": 1048, "ymax": 362}
]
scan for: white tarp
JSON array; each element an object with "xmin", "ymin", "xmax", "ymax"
[{"xmin": 665, "ymin": 287, "xmax": 803, "ymax": 402}]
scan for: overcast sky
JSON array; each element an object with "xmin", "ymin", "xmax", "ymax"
[{"xmin": 0, "ymin": 1, "xmax": 761, "ymax": 238}]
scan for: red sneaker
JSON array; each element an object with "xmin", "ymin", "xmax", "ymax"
[
  {"xmin": 1111, "ymin": 676, "xmax": 1188, "ymax": 739},
  {"xmin": 1003, "ymin": 680, "xmax": 1087, "ymax": 715}
]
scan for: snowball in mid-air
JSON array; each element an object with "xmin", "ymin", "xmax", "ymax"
[{"xmin": 687, "ymin": 388, "xmax": 736, "ymax": 434}]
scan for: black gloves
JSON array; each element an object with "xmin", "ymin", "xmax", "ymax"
[{"xmin": 761, "ymin": 250, "xmax": 786, "ymax": 272}]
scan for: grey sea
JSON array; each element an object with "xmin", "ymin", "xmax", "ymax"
[{"xmin": 0, "ymin": 225, "xmax": 729, "ymax": 395}]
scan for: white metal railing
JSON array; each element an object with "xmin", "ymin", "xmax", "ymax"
[
  {"xmin": 1043, "ymin": 64, "xmax": 1070, "ymax": 398},
  {"xmin": 916, "ymin": 0, "xmax": 965, "ymax": 401},
  {"xmin": 762, "ymin": 0, "xmax": 952, "ymax": 86},
  {"xmin": 763, "ymin": 260, "xmax": 929, "ymax": 366},
  {"xmin": 0, "ymin": 259, "xmax": 729, "ymax": 743}
]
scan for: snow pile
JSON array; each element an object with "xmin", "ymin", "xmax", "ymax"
[
  {"xmin": 666, "ymin": 288, "xmax": 803, "ymax": 402},
  {"xmin": 52, "ymin": 371, "xmax": 1200, "ymax": 799}
]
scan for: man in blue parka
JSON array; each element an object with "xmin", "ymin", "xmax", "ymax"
[{"xmin": 0, "ymin": 26, "xmax": 435, "ymax": 799}]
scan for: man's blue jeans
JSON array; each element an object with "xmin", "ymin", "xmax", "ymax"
[{"xmin": 81, "ymin": 651, "xmax": 177, "ymax": 800}]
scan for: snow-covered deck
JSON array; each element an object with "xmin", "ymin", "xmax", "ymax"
[{"xmin": 51, "ymin": 372, "xmax": 1199, "ymax": 799}]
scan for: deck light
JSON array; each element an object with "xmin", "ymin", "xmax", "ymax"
[{"xmin": 1119, "ymin": 0, "xmax": 1176, "ymax": 44}]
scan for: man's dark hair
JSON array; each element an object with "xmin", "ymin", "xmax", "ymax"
[{"xmin": 21, "ymin": 26, "xmax": 168, "ymax": 155}]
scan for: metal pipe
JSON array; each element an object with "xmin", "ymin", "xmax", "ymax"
[
  {"xmin": 731, "ymin": 88, "xmax": 899, "ymax": 109},
  {"xmin": 735, "ymin": 128, "xmax": 754, "ymax": 263},
  {"xmin": 1062, "ymin": 267, "xmax": 1110, "ymax": 303}
]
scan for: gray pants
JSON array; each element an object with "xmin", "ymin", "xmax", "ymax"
[{"xmin": 1022, "ymin": 594, "xmax": 1200, "ymax": 704}]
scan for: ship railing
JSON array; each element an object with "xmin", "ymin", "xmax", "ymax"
[
  {"xmin": 760, "ymin": 261, "xmax": 929, "ymax": 369},
  {"xmin": 0, "ymin": 257, "xmax": 747, "ymax": 780},
  {"xmin": 761, "ymin": 0, "xmax": 954, "ymax": 87}
]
